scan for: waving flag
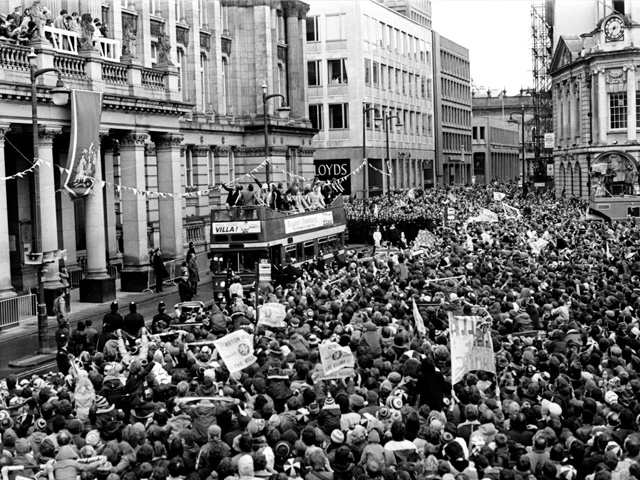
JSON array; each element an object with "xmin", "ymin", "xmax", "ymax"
[
  {"xmin": 493, "ymin": 192, "xmax": 506, "ymax": 201},
  {"xmin": 412, "ymin": 300, "xmax": 426, "ymax": 335},
  {"xmin": 319, "ymin": 342, "xmax": 355, "ymax": 375}
]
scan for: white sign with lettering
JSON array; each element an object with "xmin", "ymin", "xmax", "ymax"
[
  {"xmin": 212, "ymin": 221, "xmax": 261, "ymax": 234},
  {"xmin": 284, "ymin": 211, "xmax": 333, "ymax": 234}
]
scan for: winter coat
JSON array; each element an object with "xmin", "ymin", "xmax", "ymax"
[
  {"xmin": 359, "ymin": 322, "xmax": 383, "ymax": 358},
  {"xmin": 209, "ymin": 305, "xmax": 227, "ymax": 334},
  {"xmin": 266, "ymin": 371, "xmax": 292, "ymax": 401}
]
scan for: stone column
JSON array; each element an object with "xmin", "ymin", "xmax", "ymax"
[
  {"xmin": 595, "ymin": 67, "xmax": 608, "ymax": 144},
  {"xmin": 624, "ymin": 65, "xmax": 637, "ymax": 142},
  {"xmin": 283, "ymin": 1, "xmax": 309, "ymax": 119},
  {"xmin": 79, "ymin": 134, "xmax": 115, "ymax": 303},
  {"xmin": 154, "ymin": 133, "xmax": 184, "ymax": 261},
  {"xmin": 38, "ymin": 128, "xmax": 63, "ymax": 298},
  {"xmin": 102, "ymin": 137, "xmax": 120, "ymax": 265},
  {"xmin": 0, "ymin": 126, "xmax": 15, "ymax": 299},
  {"xmin": 119, "ymin": 132, "xmax": 150, "ymax": 292}
]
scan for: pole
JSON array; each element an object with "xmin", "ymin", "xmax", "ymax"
[
  {"xmin": 263, "ymin": 92, "xmax": 270, "ymax": 185},
  {"xmin": 521, "ymin": 104, "xmax": 526, "ymax": 197},
  {"xmin": 31, "ymin": 64, "xmax": 48, "ymax": 355},
  {"xmin": 385, "ymin": 110, "xmax": 390, "ymax": 193}
]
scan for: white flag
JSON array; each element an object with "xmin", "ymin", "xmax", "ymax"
[
  {"xmin": 413, "ymin": 300, "xmax": 426, "ymax": 335},
  {"xmin": 319, "ymin": 342, "xmax": 355, "ymax": 375},
  {"xmin": 449, "ymin": 314, "xmax": 496, "ymax": 384},
  {"xmin": 213, "ymin": 330, "xmax": 256, "ymax": 373},
  {"xmin": 493, "ymin": 192, "xmax": 506, "ymax": 201}
]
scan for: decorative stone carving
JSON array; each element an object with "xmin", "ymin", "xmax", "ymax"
[
  {"xmin": 150, "ymin": 19, "xmax": 164, "ymax": 37},
  {"xmin": 30, "ymin": 0, "xmax": 47, "ymax": 41},
  {"xmin": 37, "ymin": 128, "xmax": 62, "ymax": 146},
  {"xmin": 176, "ymin": 26, "xmax": 189, "ymax": 46},
  {"xmin": 157, "ymin": 24, "xmax": 173, "ymax": 66},
  {"xmin": 590, "ymin": 66, "xmax": 605, "ymax": 76},
  {"xmin": 606, "ymin": 69, "xmax": 626, "ymax": 85},
  {"xmin": 282, "ymin": 1, "xmax": 310, "ymax": 19},
  {"xmin": 234, "ymin": 146, "xmax": 264, "ymax": 157},
  {"xmin": 79, "ymin": 13, "xmax": 98, "ymax": 52},
  {"xmin": 0, "ymin": 125, "xmax": 11, "ymax": 143},
  {"xmin": 144, "ymin": 143, "xmax": 156, "ymax": 156},
  {"xmin": 221, "ymin": 37, "xmax": 232, "ymax": 55},
  {"xmin": 213, "ymin": 146, "xmax": 231, "ymax": 156},
  {"xmin": 122, "ymin": 13, "xmax": 138, "ymax": 57},
  {"xmin": 154, "ymin": 134, "xmax": 184, "ymax": 150},
  {"xmin": 299, "ymin": 147, "xmax": 316, "ymax": 157},
  {"xmin": 192, "ymin": 145, "xmax": 211, "ymax": 157},
  {"xmin": 119, "ymin": 133, "xmax": 149, "ymax": 149},
  {"xmin": 200, "ymin": 31, "xmax": 211, "ymax": 52}
]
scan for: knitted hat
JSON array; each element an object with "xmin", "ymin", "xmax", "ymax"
[
  {"xmin": 331, "ymin": 429, "xmax": 345, "ymax": 444},
  {"xmin": 34, "ymin": 418, "xmax": 47, "ymax": 431},
  {"xmin": 323, "ymin": 393, "xmax": 339, "ymax": 410},
  {"xmin": 390, "ymin": 397, "xmax": 403, "ymax": 410},
  {"xmin": 308, "ymin": 402, "xmax": 320, "ymax": 415},
  {"xmin": 86, "ymin": 430, "xmax": 101, "ymax": 447},
  {"xmin": 274, "ymin": 440, "xmax": 291, "ymax": 458},
  {"xmin": 268, "ymin": 414, "xmax": 282, "ymax": 428},
  {"xmin": 350, "ymin": 395, "xmax": 366, "ymax": 409},
  {"xmin": 308, "ymin": 334, "xmax": 320, "ymax": 346},
  {"xmin": 296, "ymin": 408, "xmax": 310, "ymax": 423},
  {"xmin": 95, "ymin": 395, "xmax": 114, "ymax": 413},
  {"xmin": 284, "ymin": 458, "xmax": 303, "ymax": 477}
]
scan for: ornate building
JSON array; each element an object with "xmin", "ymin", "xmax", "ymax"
[
  {"xmin": 550, "ymin": 0, "xmax": 640, "ymax": 216},
  {"xmin": 0, "ymin": 0, "xmax": 314, "ymax": 309}
]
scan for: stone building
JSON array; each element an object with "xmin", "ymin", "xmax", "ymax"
[{"xmin": 0, "ymin": 0, "xmax": 314, "ymax": 314}]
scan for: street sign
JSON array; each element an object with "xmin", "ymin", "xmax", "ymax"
[
  {"xmin": 258, "ymin": 259, "xmax": 271, "ymax": 282},
  {"xmin": 544, "ymin": 133, "xmax": 555, "ymax": 149}
]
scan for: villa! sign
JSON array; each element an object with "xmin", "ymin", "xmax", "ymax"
[{"xmin": 211, "ymin": 221, "xmax": 261, "ymax": 234}]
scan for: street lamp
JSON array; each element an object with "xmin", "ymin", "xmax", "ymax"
[
  {"xmin": 376, "ymin": 109, "xmax": 402, "ymax": 193},
  {"xmin": 362, "ymin": 103, "xmax": 380, "ymax": 199},
  {"xmin": 28, "ymin": 48, "xmax": 70, "ymax": 354},
  {"xmin": 508, "ymin": 103, "xmax": 527, "ymax": 197},
  {"xmin": 261, "ymin": 81, "xmax": 290, "ymax": 185}
]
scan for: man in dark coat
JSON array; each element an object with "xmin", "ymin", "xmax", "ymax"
[
  {"xmin": 152, "ymin": 301, "xmax": 172, "ymax": 334},
  {"xmin": 102, "ymin": 301, "xmax": 123, "ymax": 331},
  {"xmin": 152, "ymin": 248, "xmax": 169, "ymax": 293},
  {"xmin": 123, "ymin": 302, "xmax": 144, "ymax": 342}
]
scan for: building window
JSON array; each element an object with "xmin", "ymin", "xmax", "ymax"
[
  {"xmin": 364, "ymin": 59, "xmax": 371, "ymax": 85},
  {"xmin": 150, "ymin": 0, "xmax": 160, "ymax": 16},
  {"xmin": 373, "ymin": 62, "xmax": 379, "ymax": 88},
  {"xmin": 222, "ymin": 57, "xmax": 229, "ymax": 115},
  {"xmin": 328, "ymin": 103, "xmax": 349, "ymax": 129},
  {"xmin": 309, "ymin": 104, "xmax": 323, "ymax": 130},
  {"xmin": 277, "ymin": 13, "xmax": 286, "ymax": 43},
  {"xmin": 308, "ymin": 60, "xmax": 321, "ymax": 86},
  {"xmin": 427, "ymin": 114, "xmax": 433, "ymax": 135},
  {"xmin": 479, "ymin": 126, "xmax": 485, "ymax": 140},
  {"xmin": 207, "ymin": 148, "xmax": 214, "ymax": 186},
  {"xmin": 380, "ymin": 64, "xmax": 386, "ymax": 90},
  {"xmin": 185, "ymin": 147, "xmax": 194, "ymax": 187},
  {"xmin": 306, "ymin": 16, "xmax": 319, "ymax": 42},
  {"xmin": 176, "ymin": 48, "xmax": 186, "ymax": 99},
  {"xmin": 220, "ymin": 4, "xmax": 227, "ymax": 32},
  {"xmin": 610, "ymin": 92, "xmax": 627, "ymax": 129},
  {"xmin": 278, "ymin": 63, "xmax": 287, "ymax": 97},
  {"xmin": 200, "ymin": 53, "xmax": 209, "ymax": 110},
  {"xmin": 326, "ymin": 14, "xmax": 345, "ymax": 41},
  {"xmin": 635, "ymin": 91, "xmax": 640, "ymax": 124},
  {"xmin": 328, "ymin": 59, "xmax": 348, "ymax": 84},
  {"xmin": 150, "ymin": 42, "xmax": 158, "ymax": 64}
]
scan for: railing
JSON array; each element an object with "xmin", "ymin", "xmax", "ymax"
[
  {"xmin": 46, "ymin": 26, "xmax": 78, "ymax": 54},
  {"xmin": 141, "ymin": 68, "xmax": 165, "ymax": 90},
  {"xmin": 44, "ymin": 26, "xmax": 121, "ymax": 62},
  {"xmin": 98, "ymin": 38, "xmax": 120, "ymax": 61},
  {"xmin": 0, "ymin": 294, "xmax": 36, "ymax": 328},
  {"xmin": 102, "ymin": 62, "xmax": 128, "ymax": 84},
  {"xmin": 184, "ymin": 220, "xmax": 207, "ymax": 244},
  {"xmin": 68, "ymin": 267, "xmax": 84, "ymax": 289},
  {"xmin": 0, "ymin": 44, "xmax": 30, "ymax": 71},
  {"xmin": 54, "ymin": 53, "xmax": 87, "ymax": 78}
]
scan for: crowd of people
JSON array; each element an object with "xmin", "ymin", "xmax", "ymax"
[
  {"xmin": 0, "ymin": 4, "xmax": 106, "ymax": 46},
  {"xmin": 3, "ymin": 181, "xmax": 640, "ymax": 480},
  {"xmin": 221, "ymin": 177, "xmax": 338, "ymax": 214}
]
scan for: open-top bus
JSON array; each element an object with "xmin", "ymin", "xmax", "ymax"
[{"xmin": 209, "ymin": 196, "xmax": 347, "ymax": 299}]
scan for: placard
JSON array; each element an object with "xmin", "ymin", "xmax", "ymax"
[
  {"xmin": 284, "ymin": 211, "xmax": 333, "ymax": 234},
  {"xmin": 213, "ymin": 330, "xmax": 257, "ymax": 373},
  {"xmin": 258, "ymin": 260, "xmax": 271, "ymax": 282},
  {"xmin": 319, "ymin": 342, "xmax": 355, "ymax": 375},
  {"xmin": 212, "ymin": 221, "xmax": 261, "ymax": 234},
  {"xmin": 257, "ymin": 303, "xmax": 287, "ymax": 328},
  {"xmin": 449, "ymin": 314, "xmax": 495, "ymax": 384}
]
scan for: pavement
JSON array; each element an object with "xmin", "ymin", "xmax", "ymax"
[{"xmin": 0, "ymin": 274, "xmax": 215, "ymax": 379}]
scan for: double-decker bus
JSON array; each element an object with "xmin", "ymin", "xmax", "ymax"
[{"xmin": 209, "ymin": 196, "xmax": 347, "ymax": 299}]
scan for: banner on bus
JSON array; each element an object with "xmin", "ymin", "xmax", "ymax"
[
  {"xmin": 213, "ymin": 330, "xmax": 257, "ymax": 373},
  {"xmin": 284, "ymin": 211, "xmax": 333, "ymax": 234},
  {"xmin": 448, "ymin": 314, "xmax": 495, "ymax": 384},
  {"xmin": 212, "ymin": 221, "xmax": 261, "ymax": 234},
  {"xmin": 257, "ymin": 303, "xmax": 287, "ymax": 328},
  {"xmin": 319, "ymin": 342, "xmax": 355, "ymax": 375}
]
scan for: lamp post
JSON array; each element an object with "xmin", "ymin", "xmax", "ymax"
[
  {"xmin": 261, "ymin": 81, "xmax": 290, "ymax": 185},
  {"xmin": 508, "ymin": 103, "xmax": 527, "ymax": 197},
  {"xmin": 362, "ymin": 104, "xmax": 380, "ymax": 200},
  {"xmin": 28, "ymin": 48, "xmax": 69, "ymax": 354},
  {"xmin": 377, "ymin": 109, "xmax": 402, "ymax": 193}
]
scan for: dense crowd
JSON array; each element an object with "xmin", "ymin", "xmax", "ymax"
[{"xmin": 3, "ymin": 182, "xmax": 640, "ymax": 480}]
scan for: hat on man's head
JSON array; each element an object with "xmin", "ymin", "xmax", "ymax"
[
  {"xmin": 331, "ymin": 429, "xmax": 345, "ymax": 445},
  {"xmin": 158, "ymin": 301, "xmax": 166, "ymax": 311}
]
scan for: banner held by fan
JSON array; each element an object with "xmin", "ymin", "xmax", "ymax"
[{"xmin": 63, "ymin": 90, "xmax": 103, "ymax": 199}]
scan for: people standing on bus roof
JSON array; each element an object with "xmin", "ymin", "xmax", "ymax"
[{"xmin": 221, "ymin": 183, "xmax": 243, "ymax": 207}]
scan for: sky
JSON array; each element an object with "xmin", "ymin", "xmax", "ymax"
[{"xmin": 432, "ymin": 0, "xmax": 534, "ymax": 96}]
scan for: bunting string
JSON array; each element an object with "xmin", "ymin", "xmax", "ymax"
[{"xmin": 3, "ymin": 154, "xmax": 385, "ymax": 198}]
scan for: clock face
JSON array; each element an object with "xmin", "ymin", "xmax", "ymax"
[{"xmin": 604, "ymin": 16, "xmax": 624, "ymax": 41}]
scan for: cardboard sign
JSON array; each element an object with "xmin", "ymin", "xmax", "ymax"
[
  {"xmin": 213, "ymin": 330, "xmax": 256, "ymax": 373},
  {"xmin": 319, "ymin": 342, "xmax": 355, "ymax": 375},
  {"xmin": 258, "ymin": 303, "xmax": 287, "ymax": 328}
]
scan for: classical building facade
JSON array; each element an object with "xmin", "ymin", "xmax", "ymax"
[
  {"xmin": 550, "ymin": 0, "xmax": 640, "ymax": 204},
  {"xmin": 0, "ymin": 0, "xmax": 314, "ymax": 305},
  {"xmin": 432, "ymin": 32, "xmax": 472, "ymax": 186},
  {"xmin": 306, "ymin": 0, "xmax": 435, "ymax": 197}
]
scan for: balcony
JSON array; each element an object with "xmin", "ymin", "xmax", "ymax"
[{"xmin": 0, "ymin": 39, "xmax": 184, "ymax": 106}]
